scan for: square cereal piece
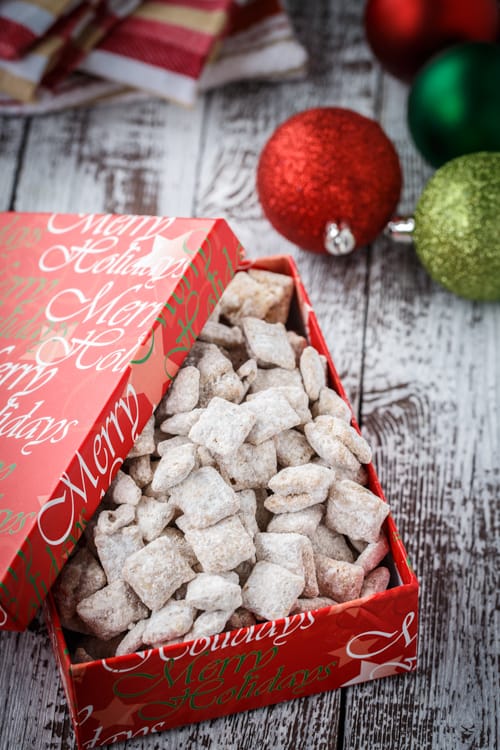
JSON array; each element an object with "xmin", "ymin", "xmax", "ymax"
[
  {"xmin": 247, "ymin": 268, "xmax": 294, "ymax": 324},
  {"xmin": 311, "ymin": 524, "xmax": 354, "ymax": 563},
  {"xmin": 266, "ymin": 505, "xmax": 323, "ymax": 539},
  {"xmin": 123, "ymin": 536, "xmax": 196, "ymax": 611},
  {"xmin": 236, "ymin": 490, "xmax": 260, "ymax": 540},
  {"xmin": 326, "ymin": 480, "xmax": 390, "ymax": 543},
  {"xmin": 264, "ymin": 492, "xmax": 323, "ymax": 514},
  {"xmin": 275, "ymin": 429, "xmax": 315, "ymax": 467},
  {"xmin": 242, "ymin": 317, "xmax": 296, "ymax": 370},
  {"xmin": 217, "ymin": 440, "xmax": 277, "ymax": 491},
  {"xmin": 52, "ymin": 548, "xmax": 107, "ymax": 633},
  {"xmin": 305, "ymin": 418, "xmax": 363, "ymax": 477},
  {"xmin": 299, "ymin": 346, "xmax": 327, "ymax": 401},
  {"xmin": 185, "ymin": 573, "xmax": 242, "ymax": 612},
  {"xmin": 109, "ymin": 469, "xmax": 142, "ymax": 506},
  {"xmin": 268, "ymin": 464, "xmax": 335, "ymax": 504},
  {"xmin": 162, "ymin": 365, "xmax": 200, "ymax": 415},
  {"xmin": 242, "ymin": 561, "xmax": 304, "ymax": 621},
  {"xmin": 249, "ymin": 367, "xmax": 303, "ymax": 393},
  {"xmin": 228, "ymin": 607, "xmax": 257, "ymax": 629},
  {"xmin": 354, "ymin": 533, "xmax": 390, "ymax": 573},
  {"xmin": 184, "ymin": 516, "xmax": 255, "ymax": 574},
  {"xmin": 127, "ymin": 416, "xmax": 155, "ymax": 458},
  {"xmin": 195, "ymin": 342, "xmax": 245, "ymax": 406},
  {"xmin": 95, "ymin": 526, "xmax": 144, "ymax": 583},
  {"xmin": 160, "ymin": 527, "xmax": 198, "ymax": 567},
  {"xmin": 160, "ymin": 409, "xmax": 204, "ymax": 436},
  {"xmin": 142, "ymin": 600, "xmax": 195, "ymax": 645},
  {"xmin": 169, "ymin": 466, "xmax": 239, "ymax": 528},
  {"xmin": 255, "ymin": 532, "xmax": 318, "ymax": 598},
  {"xmin": 244, "ymin": 389, "xmax": 300, "ymax": 444},
  {"xmin": 273, "ymin": 385, "xmax": 312, "ymax": 425},
  {"xmin": 116, "ymin": 619, "xmax": 148, "ymax": 656},
  {"xmin": 136, "ymin": 496, "xmax": 176, "ymax": 542},
  {"xmin": 198, "ymin": 320, "xmax": 244, "ymax": 349},
  {"xmin": 287, "ymin": 330, "xmax": 308, "ymax": 363},
  {"xmin": 326, "ymin": 416, "xmax": 372, "ymax": 464},
  {"xmin": 187, "ymin": 609, "xmax": 233, "ymax": 640},
  {"xmin": 188, "ymin": 396, "xmax": 256, "ymax": 456},
  {"xmin": 315, "ymin": 554, "xmax": 365, "ymax": 603},
  {"xmin": 150, "ymin": 442, "xmax": 197, "ymax": 492},
  {"xmin": 360, "ymin": 567, "xmax": 391, "ymax": 597},
  {"xmin": 312, "ymin": 387, "xmax": 352, "ymax": 422},
  {"xmin": 127, "ymin": 455, "xmax": 154, "ymax": 488},
  {"xmin": 156, "ymin": 435, "xmax": 191, "ymax": 457},
  {"xmin": 218, "ymin": 271, "xmax": 282, "ymax": 324},
  {"xmin": 76, "ymin": 580, "xmax": 149, "ymax": 640},
  {"xmin": 97, "ymin": 504, "xmax": 136, "ymax": 535}
]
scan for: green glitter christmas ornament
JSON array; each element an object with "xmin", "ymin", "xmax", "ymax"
[
  {"xmin": 388, "ymin": 152, "xmax": 500, "ymax": 301},
  {"xmin": 386, "ymin": 152, "xmax": 500, "ymax": 302},
  {"xmin": 415, "ymin": 153, "xmax": 500, "ymax": 300}
]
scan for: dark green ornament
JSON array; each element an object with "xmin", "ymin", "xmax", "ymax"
[
  {"xmin": 408, "ymin": 42, "xmax": 500, "ymax": 168},
  {"xmin": 413, "ymin": 152, "xmax": 500, "ymax": 301}
]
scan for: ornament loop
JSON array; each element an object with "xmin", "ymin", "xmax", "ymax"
[
  {"xmin": 385, "ymin": 216, "xmax": 415, "ymax": 243},
  {"xmin": 324, "ymin": 222, "xmax": 356, "ymax": 256}
]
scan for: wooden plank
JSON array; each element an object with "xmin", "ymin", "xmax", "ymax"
[
  {"xmin": 195, "ymin": 0, "xmax": 379, "ymax": 415},
  {"xmin": 0, "ymin": 116, "xmax": 28, "ymax": 209},
  {"xmin": 0, "ymin": 617, "xmax": 74, "ymax": 749},
  {"xmin": 13, "ymin": 99, "xmax": 205, "ymax": 216},
  {"xmin": 341, "ymin": 50, "xmax": 500, "ymax": 750},
  {"xmin": 1, "ymin": 0, "xmax": 497, "ymax": 748}
]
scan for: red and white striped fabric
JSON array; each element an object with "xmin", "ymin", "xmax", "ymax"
[
  {"xmin": 0, "ymin": 0, "xmax": 141, "ymax": 101},
  {"xmin": 0, "ymin": 0, "xmax": 308, "ymax": 113},
  {"xmin": 200, "ymin": 0, "xmax": 308, "ymax": 91},
  {"xmin": 80, "ymin": 0, "xmax": 234, "ymax": 105},
  {"xmin": 0, "ymin": 0, "xmax": 79, "ymax": 60},
  {"xmin": 80, "ymin": 0, "xmax": 306, "ymax": 105}
]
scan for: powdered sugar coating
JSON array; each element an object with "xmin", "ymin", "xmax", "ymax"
[
  {"xmin": 242, "ymin": 561, "xmax": 304, "ymax": 620},
  {"xmin": 57, "ymin": 267, "xmax": 392, "ymax": 662},
  {"xmin": 123, "ymin": 536, "xmax": 196, "ymax": 611}
]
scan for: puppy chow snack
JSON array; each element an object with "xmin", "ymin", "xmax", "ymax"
[
  {"xmin": 242, "ymin": 560, "xmax": 304, "ymax": 620},
  {"xmin": 123, "ymin": 536, "xmax": 196, "ymax": 610},
  {"xmin": 266, "ymin": 505, "xmax": 323, "ymax": 539},
  {"xmin": 183, "ymin": 516, "xmax": 255, "ymax": 574},
  {"xmin": 76, "ymin": 580, "xmax": 149, "ymax": 641},
  {"xmin": 56, "ymin": 268, "xmax": 393, "ymax": 661},
  {"xmin": 312, "ymin": 386, "xmax": 352, "ymax": 422},
  {"xmin": 217, "ymin": 441, "xmax": 277, "ymax": 491},
  {"xmin": 242, "ymin": 317, "xmax": 296, "ymax": 370}
]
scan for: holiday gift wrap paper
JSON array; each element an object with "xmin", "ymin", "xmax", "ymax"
[{"xmin": 0, "ymin": 211, "xmax": 242, "ymax": 630}]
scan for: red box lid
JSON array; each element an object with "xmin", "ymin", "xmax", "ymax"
[{"xmin": 0, "ymin": 211, "xmax": 243, "ymax": 631}]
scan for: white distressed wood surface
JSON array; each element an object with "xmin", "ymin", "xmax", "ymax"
[{"xmin": 0, "ymin": 1, "xmax": 498, "ymax": 748}]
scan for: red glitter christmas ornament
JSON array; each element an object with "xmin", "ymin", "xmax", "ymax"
[
  {"xmin": 256, "ymin": 107, "xmax": 402, "ymax": 255},
  {"xmin": 364, "ymin": 0, "xmax": 499, "ymax": 82}
]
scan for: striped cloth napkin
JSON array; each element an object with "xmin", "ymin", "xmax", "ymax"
[
  {"xmin": 0, "ymin": 0, "xmax": 308, "ymax": 113},
  {"xmin": 0, "ymin": 0, "xmax": 141, "ymax": 101},
  {"xmin": 80, "ymin": 0, "xmax": 233, "ymax": 105},
  {"xmin": 0, "ymin": 0, "xmax": 79, "ymax": 59}
]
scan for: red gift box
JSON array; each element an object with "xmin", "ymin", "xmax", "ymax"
[
  {"xmin": 46, "ymin": 253, "xmax": 417, "ymax": 748},
  {"xmin": 0, "ymin": 216, "xmax": 418, "ymax": 747},
  {"xmin": 0, "ymin": 211, "xmax": 242, "ymax": 630}
]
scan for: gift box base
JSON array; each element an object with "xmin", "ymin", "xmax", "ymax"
[{"xmin": 44, "ymin": 255, "xmax": 418, "ymax": 749}]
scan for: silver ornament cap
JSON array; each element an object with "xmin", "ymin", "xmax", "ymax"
[
  {"xmin": 384, "ymin": 216, "xmax": 415, "ymax": 243},
  {"xmin": 324, "ymin": 222, "xmax": 356, "ymax": 256}
]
